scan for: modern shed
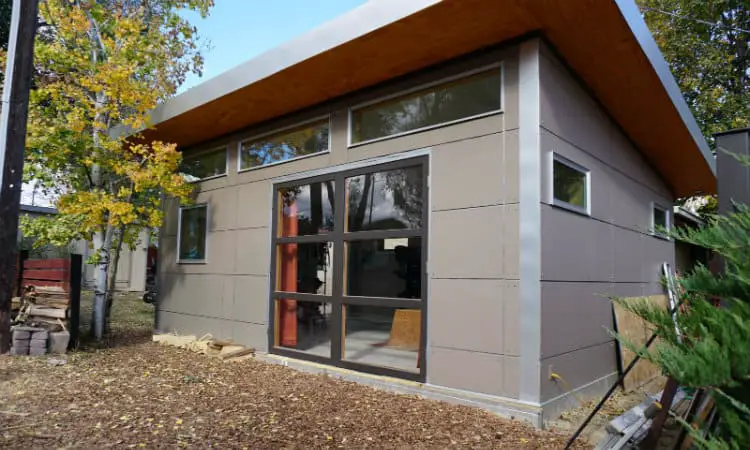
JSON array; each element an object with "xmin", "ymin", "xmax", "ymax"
[{"xmin": 146, "ymin": 0, "xmax": 716, "ymax": 425}]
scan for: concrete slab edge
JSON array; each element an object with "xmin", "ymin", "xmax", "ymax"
[
  {"xmin": 256, "ymin": 352, "xmax": 545, "ymax": 428},
  {"xmin": 540, "ymin": 371, "xmax": 619, "ymax": 425}
]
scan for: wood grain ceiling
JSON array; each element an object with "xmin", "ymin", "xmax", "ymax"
[{"xmin": 144, "ymin": 0, "xmax": 715, "ymax": 197}]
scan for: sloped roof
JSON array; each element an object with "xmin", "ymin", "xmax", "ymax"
[{"xmin": 144, "ymin": 0, "xmax": 716, "ymax": 197}]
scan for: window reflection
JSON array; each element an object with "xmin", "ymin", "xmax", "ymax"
[
  {"xmin": 277, "ymin": 243, "xmax": 333, "ymax": 295},
  {"xmin": 240, "ymin": 120, "xmax": 329, "ymax": 170},
  {"xmin": 343, "ymin": 305, "xmax": 420, "ymax": 372},
  {"xmin": 347, "ymin": 238, "xmax": 421, "ymax": 299},
  {"xmin": 180, "ymin": 148, "xmax": 226, "ymax": 181},
  {"xmin": 276, "ymin": 299, "xmax": 332, "ymax": 357},
  {"xmin": 279, "ymin": 181, "xmax": 335, "ymax": 236},
  {"xmin": 351, "ymin": 68, "xmax": 502, "ymax": 143},
  {"xmin": 178, "ymin": 205, "xmax": 207, "ymax": 261},
  {"xmin": 346, "ymin": 167, "xmax": 423, "ymax": 232}
]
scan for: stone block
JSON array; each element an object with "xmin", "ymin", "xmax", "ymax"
[
  {"xmin": 12, "ymin": 330, "xmax": 31, "ymax": 340},
  {"xmin": 10, "ymin": 345, "xmax": 29, "ymax": 356},
  {"xmin": 32, "ymin": 330, "xmax": 49, "ymax": 340},
  {"xmin": 49, "ymin": 331, "xmax": 70, "ymax": 354},
  {"xmin": 29, "ymin": 346, "xmax": 48, "ymax": 356}
]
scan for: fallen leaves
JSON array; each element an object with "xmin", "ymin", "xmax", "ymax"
[{"xmin": 0, "ymin": 294, "xmax": 586, "ymax": 449}]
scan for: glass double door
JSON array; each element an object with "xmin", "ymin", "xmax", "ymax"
[{"xmin": 269, "ymin": 157, "xmax": 428, "ymax": 380}]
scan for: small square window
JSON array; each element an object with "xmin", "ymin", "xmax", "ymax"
[
  {"xmin": 652, "ymin": 204, "xmax": 670, "ymax": 237},
  {"xmin": 552, "ymin": 155, "xmax": 589, "ymax": 213},
  {"xmin": 178, "ymin": 205, "xmax": 208, "ymax": 262}
]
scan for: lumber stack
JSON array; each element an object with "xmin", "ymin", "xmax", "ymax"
[
  {"xmin": 14, "ymin": 286, "xmax": 70, "ymax": 331},
  {"xmin": 153, "ymin": 333, "xmax": 255, "ymax": 361}
]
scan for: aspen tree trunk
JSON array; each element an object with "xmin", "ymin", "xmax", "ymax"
[
  {"xmin": 104, "ymin": 224, "xmax": 126, "ymax": 331},
  {"xmin": 90, "ymin": 84, "xmax": 110, "ymax": 340}
]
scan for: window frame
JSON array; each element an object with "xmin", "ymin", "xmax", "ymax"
[
  {"xmin": 237, "ymin": 115, "xmax": 332, "ymax": 173},
  {"xmin": 347, "ymin": 62, "xmax": 504, "ymax": 147},
  {"xmin": 551, "ymin": 153, "xmax": 591, "ymax": 216},
  {"xmin": 181, "ymin": 146, "xmax": 229, "ymax": 182},
  {"xmin": 176, "ymin": 203, "xmax": 209, "ymax": 264},
  {"xmin": 651, "ymin": 202, "xmax": 671, "ymax": 239},
  {"xmin": 267, "ymin": 156, "xmax": 429, "ymax": 382}
]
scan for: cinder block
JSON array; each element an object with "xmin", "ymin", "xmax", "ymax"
[
  {"xmin": 49, "ymin": 331, "xmax": 70, "ymax": 354},
  {"xmin": 32, "ymin": 330, "xmax": 49, "ymax": 340},
  {"xmin": 30, "ymin": 338, "xmax": 48, "ymax": 348},
  {"xmin": 11, "ymin": 339, "xmax": 31, "ymax": 347},
  {"xmin": 12, "ymin": 326, "xmax": 41, "ymax": 332},
  {"xmin": 29, "ymin": 346, "xmax": 48, "ymax": 356},
  {"xmin": 10, "ymin": 345, "xmax": 29, "ymax": 356},
  {"xmin": 12, "ymin": 330, "xmax": 31, "ymax": 340}
]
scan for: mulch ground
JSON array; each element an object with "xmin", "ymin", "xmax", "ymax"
[{"xmin": 0, "ymin": 296, "xmax": 585, "ymax": 449}]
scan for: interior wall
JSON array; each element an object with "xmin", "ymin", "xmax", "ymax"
[{"xmin": 537, "ymin": 43, "xmax": 675, "ymax": 415}]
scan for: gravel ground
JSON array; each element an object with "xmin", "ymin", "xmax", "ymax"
[{"xmin": 0, "ymin": 295, "xmax": 585, "ymax": 449}]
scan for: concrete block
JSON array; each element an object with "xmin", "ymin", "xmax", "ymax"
[
  {"xmin": 11, "ymin": 340, "xmax": 29, "ymax": 349},
  {"xmin": 49, "ymin": 331, "xmax": 70, "ymax": 354},
  {"xmin": 32, "ymin": 330, "xmax": 49, "ymax": 340},
  {"xmin": 29, "ymin": 346, "xmax": 48, "ymax": 356},
  {"xmin": 12, "ymin": 330, "xmax": 31, "ymax": 340},
  {"xmin": 12, "ymin": 325, "xmax": 42, "ymax": 332},
  {"xmin": 30, "ymin": 338, "xmax": 48, "ymax": 348},
  {"xmin": 10, "ymin": 345, "xmax": 29, "ymax": 356}
]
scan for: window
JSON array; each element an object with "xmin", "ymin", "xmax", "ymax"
[
  {"xmin": 350, "ymin": 66, "xmax": 502, "ymax": 144},
  {"xmin": 552, "ymin": 155, "xmax": 589, "ymax": 214},
  {"xmin": 652, "ymin": 204, "xmax": 670, "ymax": 237},
  {"xmin": 270, "ymin": 158, "xmax": 428, "ymax": 380},
  {"xmin": 178, "ymin": 205, "xmax": 208, "ymax": 262},
  {"xmin": 180, "ymin": 148, "xmax": 227, "ymax": 181},
  {"xmin": 239, "ymin": 118, "xmax": 330, "ymax": 170}
]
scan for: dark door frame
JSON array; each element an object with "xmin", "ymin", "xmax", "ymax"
[{"xmin": 267, "ymin": 156, "xmax": 429, "ymax": 382}]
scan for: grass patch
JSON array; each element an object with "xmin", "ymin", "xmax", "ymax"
[{"xmin": 77, "ymin": 290, "xmax": 155, "ymax": 349}]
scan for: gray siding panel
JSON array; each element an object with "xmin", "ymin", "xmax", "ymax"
[
  {"xmin": 540, "ymin": 281, "xmax": 613, "ymax": 359},
  {"xmin": 538, "ymin": 44, "xmax": 674, "ymax": 404}
]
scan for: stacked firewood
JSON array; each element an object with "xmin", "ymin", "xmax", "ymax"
[{"xmin": 13, "ymin": 285, "xmax": 69, "ymax": 332}]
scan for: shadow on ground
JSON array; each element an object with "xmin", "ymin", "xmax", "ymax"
[{"xmin": 75, "ymin": 291, "xmax": 155, "ymax": 350}]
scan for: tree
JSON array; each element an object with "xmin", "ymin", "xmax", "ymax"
[
  {"xmin": 638, "ymin": 0, "xmax": 750, "ymax": 140},
  {"xmin": 620, "ymin": 191, "xmax": 750, "ymax": 447},
  {"xmin": 0, "ymin": 0, "xmax": 11, "ymax": 51},
  {"xmin": 21, "ymin": 0, "xmax": 212, "ymax": 340}
]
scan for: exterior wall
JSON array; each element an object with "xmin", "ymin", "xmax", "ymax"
[
  {"xmin": 157, "ymin": 45, "xmax": 522, "ymax": 399},
  {"xmin": 537, "ymin": 43, "xmax": 675, "ymax": 417}
]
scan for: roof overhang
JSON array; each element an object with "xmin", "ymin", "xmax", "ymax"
[{"xmin": 144, "ymin": 0, "xmax": 716, "ymax": 197}]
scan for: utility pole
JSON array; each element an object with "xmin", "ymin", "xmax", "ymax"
[{"xmin": 0, "ymin": 0, "xmax": 39, "ymax": 354}]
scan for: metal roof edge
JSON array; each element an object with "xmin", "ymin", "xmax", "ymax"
[
  {"xmin": 673, "ymin": 205, "xmax": 705, "ymax": 225},
  {"xmin": 615, "ymin": 0, "xmax": 715, "ymax": 174},
  {"xmin": 147, "ymin": 0, "xmax": 439, "ymax": 129},
  {"xmin": 713, "ymin": 127, "xmax": 750, "ymax": 138},
  {"xmin": 20, "ymin": 204, "xmax": 58, "ymax": 215}
]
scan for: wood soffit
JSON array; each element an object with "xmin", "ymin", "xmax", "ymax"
[{"xmin": 144, "ymin": 0, "xmax": 716, "ymax": 197}]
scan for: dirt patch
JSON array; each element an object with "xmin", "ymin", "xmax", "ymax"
[
  {"xmin": 547, "ymin": 376, "xmax": 666, "ymax": 446},
  {"xmin": 1, "ymin": 293, "xmax": 587, "ymax": 449}
]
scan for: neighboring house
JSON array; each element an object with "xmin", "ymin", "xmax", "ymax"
[
  {"xmin": 143, "ymin": 0, "xmax": 716, "ymax": 425},
  {"xmin": 673, "ymin": 206, "xmax": 710, "ymax": 274},
  {"xmin": 18, "ymin": 203, "xmax": 150, "ymax": 293},
  {"xmin": 80, "ymin": 229, "xmax": 151, "ymax": 293}
]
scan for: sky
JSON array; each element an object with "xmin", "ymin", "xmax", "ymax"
[{"xmin": 180, "ymin": 0, "xmax": 368, "ymax": 92}]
